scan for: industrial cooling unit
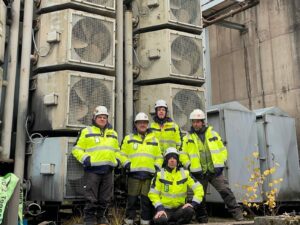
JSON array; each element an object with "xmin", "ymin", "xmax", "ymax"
[
  {"xmin": 132, "ymin": 0, "xmax": 202, "ymax": 33},
  {"xmin": 30, "ymin": 70, "xmax": 115, "ymax": 131},
  {"xmin": 34, "ymin": 9, "xmax": 115, "ymax": 74},
  {"xmin": 134, "ymin": 29, "xmax": 204, "ymax": 85}
]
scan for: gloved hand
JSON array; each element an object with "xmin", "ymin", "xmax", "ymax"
[
  {"xmin": 214, "ymin": 167, "xmax": 223, "ymax": 176},
  {"xmin": 83, "ymin": 156, "xmax": 91, "ymax": 168}
]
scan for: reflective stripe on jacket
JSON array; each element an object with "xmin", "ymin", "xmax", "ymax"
[
  {"xmin": 150, "ymin": 121, "xmax": 181, "ymax": 154},
  {"xmin": 180, "ymin": 126, "xmax": 228, "ymax": 173},
  {"xmin": 148, "ymin": 168, "xmax": 204, "ymax": 209},
  {"xmin": 72, "ymin": 125, "xmax": 120, "ymax": 168},
  {"xmin": 120, "ymin": 132, "xmax": 163, "ymax": 174}
]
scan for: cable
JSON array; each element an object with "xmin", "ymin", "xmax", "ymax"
[
  {"xmin": 25, "ymin": 116, "xmax": 46, "ymax": 144},
  {"xmin": 32, "ymin": 29, "xmax": 39, "ymax": 55},
  {"xmin": 133, "ymin": 47, "xmax": 153, "ymax": 69}
]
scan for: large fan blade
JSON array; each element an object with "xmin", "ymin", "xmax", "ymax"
[
  {"xmin": 171, "ymin": 36, "xmax": 201, "ymax": 75},
  {"xmin": 72, "ymin": 17, "xmax": 112, "ymax": 63}
]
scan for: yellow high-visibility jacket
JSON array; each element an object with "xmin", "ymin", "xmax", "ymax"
[
  {"xmin": 72, "ymin": 125, "xmax": 120, "ymax": 169},
  {"xmin": 150, "ymin": 119, "xmax": 181, "ymax": 154},
  {"xmin": 148, "ymin": 167, "xmax": 204, "ymax": 210},
  {"xmin": 120, "ymin": 131, "xmax": 163, "ymax": 175},
  {"xmin": 180, "ymin": 126, "xmax": 228, "ymax": 173}
]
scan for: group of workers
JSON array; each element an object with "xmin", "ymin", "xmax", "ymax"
[{"xmin": 72, "ymin": 100, "xmax": 244, "ymax": 225}]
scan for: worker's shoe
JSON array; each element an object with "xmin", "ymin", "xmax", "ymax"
[
  {"xmin": 196, "ymin": 216, "xmax": 208, "ymax": 224},
  {"xmin": 97, "ymin": 216, "xmax": 109, "ymax": 225},
  {"xmin": 124, "ymin": 218, "xmax": 134, "ymax": 225},
  {"xmin": 232, "ymin": 211, "xmax": 244, "ymax": 221}
]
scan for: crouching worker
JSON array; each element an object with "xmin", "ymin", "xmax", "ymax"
[{"xmin": 148, "ymin": 147, "xmax": 204, "ymax": 225}]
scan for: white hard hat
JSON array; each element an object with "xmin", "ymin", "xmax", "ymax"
[
  {"xmin": 134, "ymin": 112, "xmax": 149, "ymax": 122},
  {"xmin": 155, "ymin": 99, "xmax": 168, "ymax": 109},
  {"xmin": 164, "ymin": 147, "xmax": 179, "ymax": 157},
  {"xmin": 93, "ymin": 106, "xmax": 109, "ymax": 117},
  {"xmin": 189, "ymin": 109, "xmax": 205, "ymax": 120}
]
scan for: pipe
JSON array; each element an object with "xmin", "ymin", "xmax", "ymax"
[
  {"xmin": 203, "ymin": 28, "xmax": 212, "ymax": 108},
  {"xmin": 115, "ymin": 0, "xmax": 124, "ymax": 141},
  {"xmin": 5, "ymin": 0, "xmax": 34, "ymax": 223},
  {"xmin": 203, "ymin": 0, "xmax": 259, "ymax": 27},
  {"xmin": 124, "ymin": 11, "xmax": 133, "ymax": 135},
  {"xmin": 0, "ymin": 0, "xmax": 21, "ymax": 160}
]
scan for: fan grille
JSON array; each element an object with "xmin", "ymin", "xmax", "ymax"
[
  {"xmin": 169, "ymin": 0, "xmax": 201, "ymax": 27},
  {"xmin": 71, "ymin": 13, "xmax": 114, "ymax": 67},
  {"xmin": 68, "ymin": 75, "xmax": 113, "ymax": 127},
  {"xmin": 65, "ymin": 141, "xmax": 85, "ymax": 198},
  {"xmin": 172, "ymin": 88, "xmax": 205, "ymax": 131},
  {"xmin": 83, "ymin": 0, "xmax": 114, "ymax": 8},
  {"xmin": 170, "ymin": 33, "xmax": 203, "ymax": 77}
]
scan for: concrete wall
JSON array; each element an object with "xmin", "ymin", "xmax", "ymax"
[{"xmin": 209, "ymin": 0, "xmax": 300, "ymax": 149}]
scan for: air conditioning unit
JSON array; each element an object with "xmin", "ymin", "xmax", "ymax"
[
  {"xmin": 134, "ymin": 29, "xmax": 204, "ymax": 85},
  {"xmin": 30, "ymin": 70, "xmax": 115, "ymax": 131},
  {"xmin": 27, "ymin": 137, "xmax": 85, "ymax": 201},
  {"xmin": 132, "ymin": 0, "xmax": 202, "ymax": 34},
  {"xmin": 37, "ymin": 0, "xmax": 115, "ymax": 17},
  {"xmin": 34, "ymin": 9, "xmax": 115, "ymax": 74},
  {"xmin": 136, "ymin": 83, "xmax": 205, "ymax": 132},
  {"xmin": 0, "ymin": 1, "xmax": 6, "ymax": 64}
]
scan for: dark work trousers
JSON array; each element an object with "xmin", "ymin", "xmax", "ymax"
[
  {"xmin": 83, "ymin": 171, "xmax": 113, "ymax": 223},
  {"xmin": 126, "ymin": 177, "xmax": 154, "ymax": 221},
  {"xmin": 153, "ymin": 206, "xmax": 194, "ymax": 225},
  {"xmin": 194, "ymin": 173, "xmax": 242, "ymax": 222}
]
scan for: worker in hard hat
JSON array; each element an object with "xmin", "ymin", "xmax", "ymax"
[
  {"xmin": 120, "ymin": 112, "xmax": 163, "ymax": 225},
  {"xmin": 180, "ymin": 109, "xmax": 244, "ymax": 223},
  {"xmin": 148, "ymin": 147, "xmax": 204, "ymax": 225},
  {"xmin": 150, "ymin": 99, "xmax": 181, "ymax": 154},
  {"xmin": 72, "ymin": 105, "xmax": 121, "ymax": 225}
]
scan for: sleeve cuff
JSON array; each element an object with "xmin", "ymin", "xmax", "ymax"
[
  {"xmin": 191, "ymin": 201, "xmax": 199, "ymax": 208},
  {"xmin": 156, "ymin": 205, "xmax": 165, "ymax": 212}
]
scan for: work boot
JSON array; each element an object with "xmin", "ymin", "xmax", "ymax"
[
  {"xmin": 97, "ymin": 216, "xmax": 109, "ymax": 225},
  {"xmin": 140, "ymin": 219, "xmax": 150, "ymax": 225},
  {"xmin": 196, "ymin": 216, "xmax": 208, "ymax": 224},
  {"xmin": 124, "ymin": 218, "xmax": 134, "ymax": 225},
  {"xmin": 232, "ymin": 211, "xmax": 244, "ymax": 221}
]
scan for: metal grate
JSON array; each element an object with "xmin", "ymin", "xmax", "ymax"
[
  {"xmin": 169, "ymin": 0, "xmax": 201, "ymax": 26},
  {"xmin": 170, "ymin": 33, "xmax": 203, "ymax": 77},
  {"xmin": 65, "ymin": 141, "xmax": 85, "ymax": 198},
  {"xmin": 68, "ymin": 75, "xmax": 113, "ymax": 127},
  {"xmin": 172, "ymin": 88, "xmax": 205, "ymax": 131},
  {"xmin": 71, "ymin": 13, "xmax": 114, "ymax": 67},
  {"xmin": 83, "ymin": 0, "xmax": 115, "ymax": 9}
]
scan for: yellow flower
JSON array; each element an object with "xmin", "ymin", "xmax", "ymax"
[
  {"xmin": 263, "ymin": 170, "xmax": 270, "ymax": 176},
  {"xmin": 269, "ymin": 167, "xmax": 276, "ymax": 174},
  {"xmin": 252, "ymin": 151, "xmax": 259, "ymax": 158}
]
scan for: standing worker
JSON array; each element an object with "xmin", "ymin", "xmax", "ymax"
[
  {"xmin": 180, "ymin": 109, "xmax": 244, "ymax": 223},
  {"xmin": 149, "ymin": 147, "xmax": 204, "ymax": 225},
  {"xmin": 72, "ymin": 106, "xmax": 121, "ymax": 225},
  {"xmin": 121, "ymin": 112, "xmax": 163, "ymax": 225},
  {"xmin": 150, "ymin": 99, "xmax": 181, "ymax": 154}
]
